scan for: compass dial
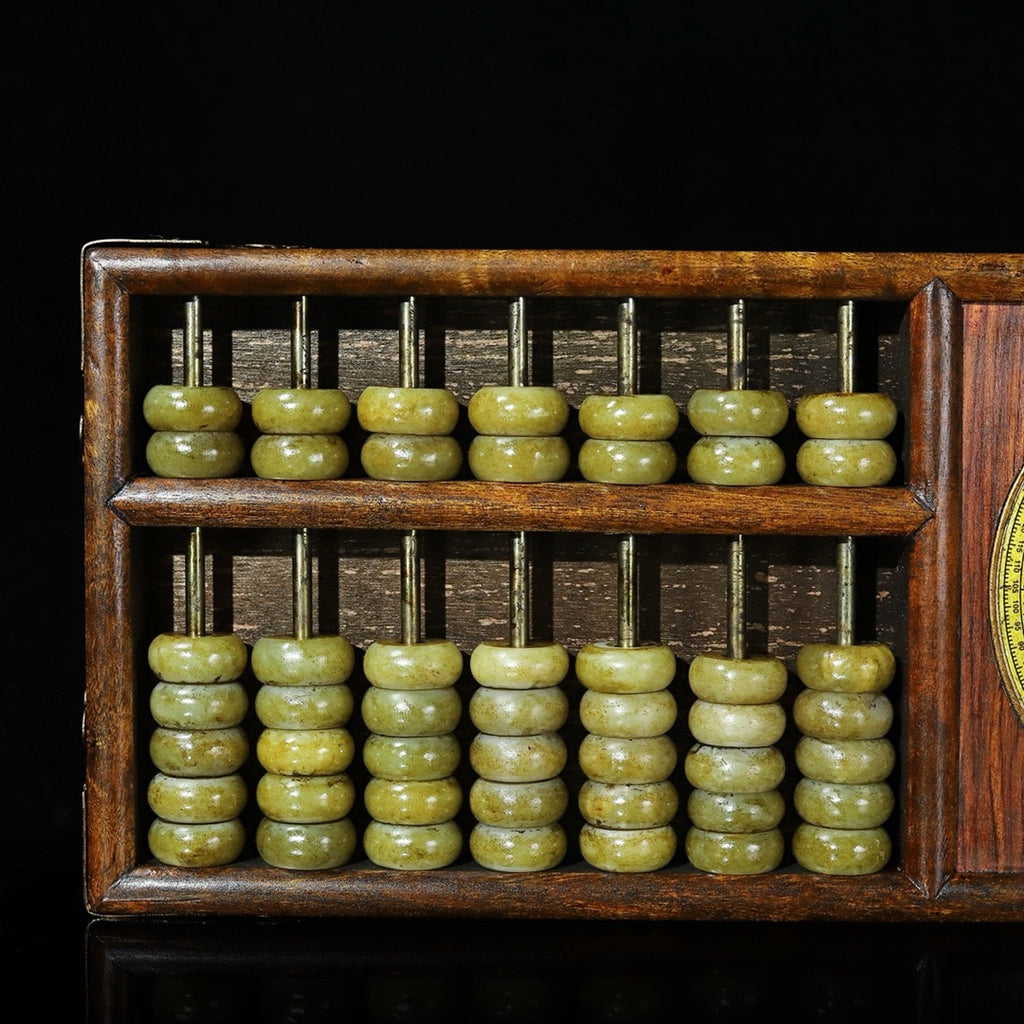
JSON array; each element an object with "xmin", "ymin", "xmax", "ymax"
[{"xmin": 990, "ymin": 463, "xmax": 1024, "ymax": 726}]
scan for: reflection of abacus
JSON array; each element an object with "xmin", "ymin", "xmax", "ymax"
[{"xmin": 83, "ymin": 246, "xmax": 1024, "ymax": 923}]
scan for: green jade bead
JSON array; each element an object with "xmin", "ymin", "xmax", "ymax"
[
  {"xmin": 575, "ymin": 642, "xmax": 676, "ymax": 695},
  {"xmin": 795, "ymin": 737, "xmax": 896, "ymax": 784},
  {"xmin": 250, "ymin": 433, "xmax": 349, "ymax": 480},
  {"xmin": 148, "ymin": 818, "xmax": 246, "ymax": 867},
  {"xmin": 579, "ymin": 824, "xmax": 677, "ymax": 873},
  {"xmin": 468, "ymin": 385, "xmax": 569, "ymax": 436},
  {"xmin": 795, "ymin": 438, "xmax": 896, "ymax": 486},
  {"xmin": 794, "ymin": 778, "xmax": 895, "ymax": 829},
  {"xmin": 150, "ymin": 681, "xmax": 248, "ymax": 729},
  {"xmin": 149, "ymin": 632, "xmax": 248, "ymax": 684},
  {"xmin": 792, "ymin": 822, "xmax": 891, "ymax": 875},
  {"xmin": 687, "ymin": 389, "xmax": 789, "ymax": 437},
  {"xmin": 684, "ymin": 743, "xmax": 786, "ymax": 794},
  {"xmin": 579, "ymin": 690, "xmax": 677, "ymax": 739},
  {"xmin": 363, "ymin": 638, "xmax": 464, "ymax": 690},
  {"xmin": 357, "ymin": 386, "xmax": 460, "ymax": 435},
  {"xmin": 363, "ymin": 820, "xmax": 463, "ymax": 870},
  {"xmin": 468, "ymin": 435, "xmax": 570, "ymax": 482},
  {"xmin": 578, "ymin": 779, "xmax": 679, "ymax": 830},
  {"xmin": 685, "ymin": 826, "xmax": 784, "ymax": 874},
  {"xmin": 147, "ymin": 772, "xmax": 247, "ymax": 824},
  {"xmin": 256, "ymin": 818, "xmax": 357, "ymax": 870},
  {"xmin": 146, "ymin": 430, "xmax": 245, "ymax": 478},
  {"xmin": 686, "ymin": 436, "xmax": 785, "ymax": 485},
  {"xmin": 796, "ymin": 392, "xmax": 897, "ymax": 440},
  {"xmin": 688, "ymin": 653, "xmax": 787, "ymax": 704},
  {"xmin": 361, "ymin": 685, "xmax": 462, "ymax": 737},
  {"xmin": 793, "ymin": 690, "xmax": 894, "ymax": 740},
  {"xmin": 469, "ymin": 822, "xmax": 566, "ymax": 872},
  {"xmin": 578, "ymin": 439, "xmax": 677, "ymax": 484},
  {"xmin": 360, "ymin": 433, "xmax": 463, "ymax": 481},
  {"xmin": 143, "ymin": 384, "xmax": 243, "ymax": 432},
  {"xmin": 469, "ymin": 777, "xmax": 569, "ymax": 828},
  {"xmin": 256, "ymin": 727, "xmax": 355, "ymax": 776},
  {"xmin": 251, "ymin": 635, "xmax": 355, "ymax": 686},
  {"xmin": 364, "ymin": 777, "xmax": 463, "ymax": 825},
  {"xmin": 688, "ymin": 699, "xmax": 786, "ymax": 747},
  {"xmin": 469, "ymin": 732, "xmax": 567, "ymax": 783},
  {"xmin": 150, "ymin": 726, "xmax": 249, "ymax": 777},
  {"xmin": 254, "ymin": 683, "xmax": 353, "ymax": 730},
  {"xmin": 251, "ymin": 388, "xmax": 351, "ymax": 434},
  {"xmin": 579, "ymin": 393, "xmax": 679, "ymax": 440},
  {"xmin": 687, "ymin": 789, "xmax": 786, "ymax": 833},
  {"xmin": 470, "ymin": 685, "xmax": 569, "ymax": 735},
  {"xmin": 578, "ymin": 734, "xmax": 677, "ymax": 785},
  {"xmin": 362, "ymin": 734, "xmax": 462, "ymax": 781},
  {"xmin": 470, "ymin": 641, "xmax": 569, "ymax": 689},
  {"xmin": 796, "ymin": 642, "xmax": 895, "ymax": 693},
  {"xmin": 256, "ymin": 773, "xmax": 356, "ymax": 823}
]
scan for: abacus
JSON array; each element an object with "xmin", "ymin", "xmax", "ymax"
[{"xmin": 82, "ymin": 244, "xmax": 1024, "ymax": 921}]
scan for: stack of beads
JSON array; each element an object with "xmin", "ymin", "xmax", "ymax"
[{"xmin": 147, "ymin": 529, "xmax": 250, "ymax": 866}]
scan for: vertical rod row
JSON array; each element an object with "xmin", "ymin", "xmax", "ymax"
[
  {"xmin": 399, "ymin": 296, "xmax": 421, "ymax": 643},
  {"xmin": 728, "ymin": 299, "xmax": 747, "ymax": 659}
]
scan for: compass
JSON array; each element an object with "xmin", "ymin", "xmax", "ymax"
[{"xmin": 990, "ymin": 462, "xmax": 1024, "ymax": 726}]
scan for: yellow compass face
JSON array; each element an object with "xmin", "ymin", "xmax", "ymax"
[{"xmin": 991, "ymin": 462, "xmax": 1024, "ymax": 726}]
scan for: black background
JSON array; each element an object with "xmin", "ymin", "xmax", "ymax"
[{"xmin": 6, "ymin": 2, "xmax": 1022, "ymax": 1018}]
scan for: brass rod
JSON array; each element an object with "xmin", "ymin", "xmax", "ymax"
[
  {"xmin": 728, "ymin": 298, "xmax": 746, "ymax": 391},
  {"xmin": 292, "ymin": 296, "xmax": 310, "ymax": 390},
  {"xmin": 837, "ymin": 535, "xmax": 855, "ymax": 646},
  {"xmin": 838, "ymin": 300, "xmax": 855, "ymax": 394},
  {"xmin": 294, "ymin": 527, "xmax": 312, "ymax": 641},
  {"xmin": 186, "ymin": 526, "xmax": 204, "ymax": 637},
  {"xmin": 509, "ymin": 297, "xmax": 526, "ymax": 387},
  {"xmin": 618, "ymin": 535, "xmax": 638, "ymax": 648},
  {"xmin": 399, "ymin": 296, "xmax": 417, "ymax": 389},
  {"xmin": 727, "ymin": 536, "xmax": 747, "ymax": 660},
  {"xmin": 509, "ymin": 530, "xmax": 529, "ymax": 648},
  {"xmin": 617, "ymin": 297, "xmax": 637, "ymax": 395},
  {"xmin": 184, "ymin": 296, "xmax": 202, "ymax": 388},
  {"xmin": 401, "ymin": 530, "xmax": 420, "ymax": 645}
]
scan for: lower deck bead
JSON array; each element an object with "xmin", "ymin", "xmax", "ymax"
[
  {"xmin": 143, "ymin": 384, "xmax": 243, "ymax": 432},
  {"xmin": 684, "ymin": 743, "xmax": 786, "ymax": 794},
  {"xmin": 147, "ymin": 772, "xmax": 247, "ymax": 824},
  {"xmin": 468, "ymin": 435, "xmax": 570, "ymax": 482},
  {"xmin": 361, "ymin": 686, "xmax": 462, "ymax": 737},
  {"xmin": 796, "ymin": 642, "xmax": 895, "ymax": 693},
  {"xmin": 148, "ymin": 632, "xmax": 248, "ymax": 684},
  {"xmin": 251, "ymin": 388, "xmax": 351, "ymax": 434},
  {"xmin": 687, "ymin": 699, "xmax": 786, "ymax": 747},
  {"xmin": 360, "ymin": 433, "xmax": 463, "ymax": 481},
  {"xmin": 469, "ymin": 777, "xmax": 569, "ymax": 828},
  {"xmin": 579, "ymin": 393, "xmax": 679, "ymax": 440},
  {"xmin": 686, "ymin": 436, "xmax": 785, "ymax": 485},
  {"xmin": 254, "ymin": 683, "xmax": 353, "ymax": 730},
  {"xmin": 469, "ymin": 732, "xmax": 567, "ymax": 782},
  {"xmin": 792, "ymin": 823, "xmax": 891, "ymax": 875},
  {"xmin": 251, "ymin": 634, "xmax": 356, "ymax": 686},
  {"xmin": 685, "ymin": 826, "xmax": 784, "ymax": 874},
  {"xmin": 795, "ymin": 438, "xmax": 896, "ymax": 486},
  {"xmin": 469, "ymin": 822, "xmax": 566, "ymax": 871},
  {"xmin": 579, "ymin": 824, "xmax": 676, "ymax": 872},
  {"xmin": 793, "ymin": 690, "xmax": 893, "ymax": 740},
  {"xmin": 146, "ymin": 430, "xmax": 245, "ymax": 478},
  {"xmin": 578, "ymin": 734, "xmax": 677, "ymax": 784},
  {"xmin": 470, "ymin": 685, "xmax": 569, "ymax": 735},
  {"xmin": 362, "ymin": 733, "xmax": 462, "ymax": 781},
  {"xmin": 687, "ymin": 653, "xmax": 788, "ymax": 705},
  {"xmin": 578, "ymin": 780, "xmax": 679, "ymax": 829},
  {"xmin": 364, "ymin": 776, "xmax": 463, "ymax": 825},
  {"xmin": 795, "ymin": 737, "xmax": 896, "ymax": 784},
  {"xmin": 469, "ymin": 641, "xmax": 569, "ymax": 689},
  {"xmin": 150, "ymin": 726, "xmax": 249, "ymax": 777},
  {"xmin": 250, "ymin": 433, "xmax": 349, "ymax": 480},
  {"xmin": 363, "ymin": 638, "xmax": 464, "ymax": 690},
  {"xmin": 256, "ymin": 772, "xmax": 356, "ymax": 823},
  {"xmin": 150, "ymin": 681, "xmax": 248, "ymax": 729},
  {"xmin": 578, "ymin": 439, "xmax": 677, "ymax": 484},
  {"xmin": 256, "ymin": 818, "xmax": 357, "ymax": 870},
  {"xmin": 256, "ymin": 727, "xmax": 355, "ymax": 776},
  {"xmin": 794, "ymin": 779, "xmax": 894, "ymax": 829},
  {"xmin": 579, "ymin": 689, "xmax": 677, "ymax": 738},
  {"xmin": 148, "ymin": 818, "xmax": 246, "ymax": 867},
  {"xmin": 363, "ymin": 820, "xmax": 463, "ymax": 869},
  {"xmin": 686, "ymin": 789, "xmax": 786, "ymax": 833}
]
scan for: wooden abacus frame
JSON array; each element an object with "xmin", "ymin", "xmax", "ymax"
[{"xmin": 81, "ymin": 244, "xmax": 1024, "ymax": 921}]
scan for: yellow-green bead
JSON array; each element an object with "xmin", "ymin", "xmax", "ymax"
[
  {"xmin": 256, "ymin": 773, "xmax": 355, "ymax": 823},
  {"xmin": 579, "ymin": 824, "xmax": 676, "ymax": 872},
  {"xmin": 364, "ymin": 777, "xmax": 462, "ymax": 825},
  {"xmin": 688, "ymin": 654, "xmax": 788, "ymax": 704},
  {"xmin": 149, "ymin": 726, "xmax": 249, "ymax": 777},
  {"xmin": 469, "ymin": 641, "xmax": 569, "ymax": 689},
  {"xmin": 362, "ymin": 734, "xmax": 462, "ymax": 781},
  {"xmin": 470, "ymin": 685, "xmax": 569, "ymax": 735},
  {"xmin": 795, "ymin": 438, "xmax": 896, "ymax": 486},
  {"xmin": 795, "ymin": 392, "xmax": 897, "ymax": 440},
  {"xmin": 794, "ymin": 737, "xmax": 895, "ymax": 784},
  {"xmin": 469, "ymin": 778, "xmax": 569, "ymax": 828},
  {"xmin": 579, "ymin": 690, "xmax": 677, "ymax": 738},
  {"xmin": 579, "ymin": 394, "xmax": 680, "ymax": 440},
  {"xmin": 362, "ymin": 639, "xmax": 464, "ymax": 690},
  {"xmin": 687, "ymin": 699, "xmax": 786, "ymax": 747},
  {"xmin": 254, "ymin": 683, "xmax": 353, "ymax": 730},
  {"xmin": 148, "ymin": 632, "xmax": 248, "ymax": 683},
  {"xmin": 578, "ymin": 734, "xmax": 677, "ymax": 785},
  {"xmin": 792, "ymin": 823, "xmax": 891, "ymax": 875},
  {"xmin": 148, "ymin": 818, "xmax": 246, "ymax": 867},
  {"xmin": 687, "ymin": 389, "xmax": 789, "ymax": 437},
  {"xmin": 793, "ymin": 690, "xmax": 893, "ymax": 740},
  {"xmin": 575, "ymin": 642, "xmax": 676, "ymax": 694},
  {"xmin": 687, "ymin": 789, "xmax": 786, "ymax": 832},
  {"xmin": 150, "ymin": 681, "xmax": 248, "ymax": 729},
  {"xmin": 251, "ymin": 635, "xmax": 355, "ymax": 686},
  {"xmin": 683, "ymin": 743, "xmax": 786, "ymax": 794},
  {"xmin": 256, "ymin": 727, "xmax": 355, "ymax": 776},
  {"xmin": 256, "ymin": 818, "xmax": 357, "ymax": 870},
  {"xmin": 578, "ymin": 439, "xmax": 677, "ymax": 484},
  {"xmin": 468, "ymin": 435, "xmax": 570, "ymax": 482},
  {"xmin": 578, "ymin": 780, "xmax": 678, "ymax": 829},
  {"xmin": 686, "ymin": 436, "xmax": 785, "ymax": 485},
  {"xmin": 359, "ymin": 433, "xmax": 463, "ymax": 481},
  {"xmin": 146, "ymin": 430, "xmax": 245, "ymax": 478},
  {"xmin": 468, "ymin": 385, "xmax": 569, "ymax": 436},
  {"xmin": 251, "ymin": 388, "xmax": 351, "ymax": 434},
  {"xmin": 685, "ymin": 826, "xmax": 784, "ymax": 874},
  {"xmin": 796, "ymin": 642, "xmax": 895, "ymax": 693},
  {"xmin": 250, "ymin": 433, "xmax": 349, "ymax": 480},
  {"xmin": 147, "ymin": 772, "xmax": 247, "ymax": 824},
  {"xmin": 794, "ymin": 779, "xmax": 894, "ymax": 829},
  {"xmin": 469, "ymin": 732, "xmax": 567, "ymax": 783},
  {"xmin": 469, "ymin": 822, "xmax": 566, "ymax": 872},
  {"xmin": 356, "ymin": 386, "xmax": 460, "ymax": 435},
  {"xmin": 143, "ymin": 385, "xmax": 243, "ymax": 432},
  {"xmin": 363, "ymin": 820, "xmax": 463, "ymax": 870},
  {"xmin": 360, "ymin": 686, "xmax": 462, "ymax": 737}
]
